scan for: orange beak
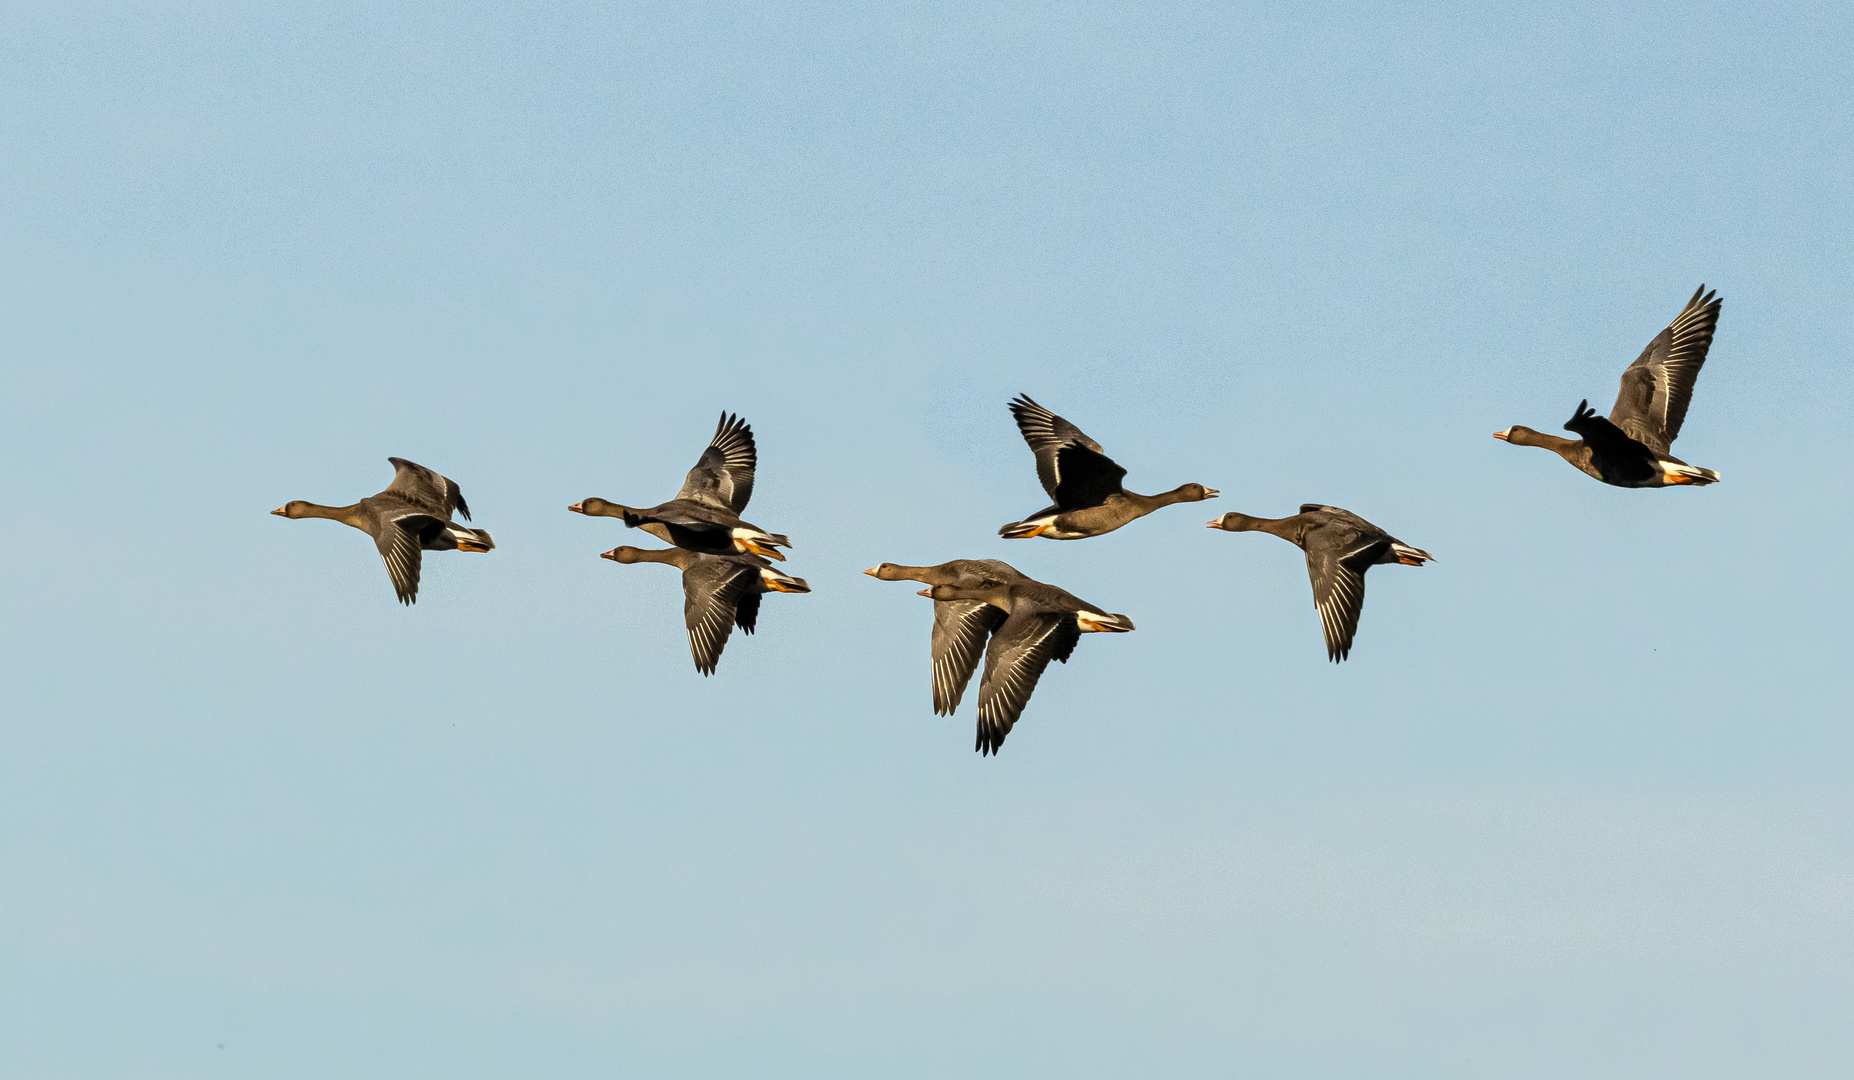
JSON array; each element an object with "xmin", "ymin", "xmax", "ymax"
[
  {"xmin": 567, "ymin": 502, "xmax": 585, "ymax": 513},
  {"xmin": 1492, "ymin": 431, "xmax": 1509, "ymax": 441},
  {"xmin": 917, "ymin": 588, "xmax": 932, "ymax": 597},
  {"xmin": 270, "ymin": 506, "xmax": 288, "ymax": 516}
]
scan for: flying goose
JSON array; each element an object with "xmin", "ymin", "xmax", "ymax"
[
  {"xmin": 1209, "ymin": 505, "xmax": 1431, "ymax": 662},
  {"xmin": 602, "ymin": 546, "xmax": 809, "ymax": 675},
  {"xmin": 919, "ymin": 575, "xmax": 1134, "ymax": 755},
  {"xmin": 1495, "ymin": 286, "xmax": 1723, "ymax": 487},
  {"xmin": 272, "ymin": 457, "xmax": 495, "ymax": 605},
  {"xmin": 999, "ymin": 394, "xmax": 1217, "ymax": 540},
  {"xmin": 864, "ymin": 559, "xmax": 1031, "ymax": 717},
  {"xmin": 571, "ymin": 413, "xmax": 791, "ymax": 559}
]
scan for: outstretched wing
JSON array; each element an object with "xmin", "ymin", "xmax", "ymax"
[
  {"xmin": 931, "ymin": 600, "xmax": 1008, "ymax": 716},
  {"xmin": 681, "ymin": 557, "xmax": 757, "ymax": 675},
  {"xmin": 386, "ymin": 457, "xmax": 470, "ymax": 520},
  {"xmin": 677, "ymin": 412, "xmax": 757, "ymax": 514},
  {"xmin": 1009, "ymin": 394, "xmax": 1115, "ymax": 501},
  {"xmin": 1304, "ymin": 538, "xmax": 1381, "ymax": 663},
  {"xmin": 1609, "ymin": 286, "xmax": 1722, "ymax": 455},
  {"xmin": 974, "ymin": 611, "xmax": 1071, "ymax": 756},
  {"xmin": 371, "ymin": 511, "xmax": 433, "ymax": 605},
  {"xmin": 1051, "ymin": 443, "xmax": 1129, "ymax": 510}
]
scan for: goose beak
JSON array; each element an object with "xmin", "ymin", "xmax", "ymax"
[
  {"xmin": 1206, "ymin": 519, "xmax": 1222, "ymax": 528},
  {"xmin": 1492, "ymin": 430, "xmax": 1510, "ymax": 442},
  {"xmin": 917, "ymin": 588, "xmax": 933, "ymax": 597},
  {"xmin": 862, "ymin": 567, "xmax": 879, "ymax": 576},
  {"xmin": 599, "ymin": 548, "xmax": 620, "ymax": 561},
  {"xmin": 1204, "ymin": 488, "xmax": 1219, "ymax": 498},
  {"xmin": 567, "ymin": 501, "xmax": 586, "ymax": 513},
  {"xmin": 270, "ymin": 506, "xmax": 288, "ymax": 516}
]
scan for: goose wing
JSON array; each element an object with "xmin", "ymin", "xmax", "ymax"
[
  {"xmin": 1052, "ymin": 443, "xmax": 1129, "ymax": 510},
  {"xmin": 931, "ymin": 600, "xmax": 1008, "ymax": 716},
  {"xmin": 676, "ymin": 412, "xmax": 757, "ymax": 514},
  {"xmin": 974, "ymin": 610, "xmax": 1075, "ymax": 755},
  {"xmin": 681, "ymin": 557, "xmax": 757, "ymax": 675},
  {"xmin": 1304, "ymin": 526, "xmax": 1386, "ymax": 663},
  {"xmin": 1566, "ymin": 399, "xmax": 1648, "ymax": 457},
  {"xmin": 385, "ymin": 457, "xmax": 469, "ymax": 520},
  {"xmin": 371, "ymin": 508, "xmax": 434, "ymax": 605},
  {"xmin": 1009, "ymin": 394, "xmax": 1118, "ymax": 501},
  {"xmin": 1609, "ymin": 286, "xmax": 1721, "ymax": 455},
  {"xmin": 735, "ymin": 589, "xmax": 762, "ymax": 634}
]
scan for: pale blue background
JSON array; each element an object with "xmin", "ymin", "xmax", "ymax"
[{"xmin": 3, "ymin": 3, "xmax": 1851, "ymax": 1077}]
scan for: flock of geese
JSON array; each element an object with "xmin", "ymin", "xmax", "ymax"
[{"xmin": 274, "ymin": 286, "xmax": 1726, "ymax": 754}]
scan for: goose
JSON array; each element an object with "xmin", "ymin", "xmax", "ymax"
[
  {"xmin": 864, "ymin": 559, "xmax": 1030, "ymax": 716},
  {"xmin": 571, "ymin": 412, "xmax": 791, "ymax": 559},
  {"xmin": 1209, "ymin": 506, "xmax": 1431, "ymax": 662},
  {"xmin": 919, "ymin": 575, "xmax": 1134, "ymax": 755},
  {"xmin": 602, "ymin": 546, "xmax": 809, "ymax": 675},
  {"xmin": 272, "ymin": 457, "xmax": 495, "ymax": 605},
  {"xmin": 999, "ymin": 394, "xmax": 1217, "ymax": 540},
  {"xmin": 1495, "ymin": 286, "xmax": 1723, "ymax": 487}
]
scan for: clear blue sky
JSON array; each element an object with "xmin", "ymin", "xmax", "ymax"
[{"xmin": 3, "ymin": 3, "xmax": 1851, "ymax": 1076}]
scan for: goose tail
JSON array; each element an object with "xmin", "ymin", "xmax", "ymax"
[
  {"xmin": 452, "ymin": 526, "xmax": 496, "ymax": 552},
  {"xmin": 1661, "ymin": 461, "xmax": 1720, "ymax": 486},
  {"xmin": 762, "ymin": 569, "xmax": 810, "ymax": 593},
  {"xmin": 1390, "ymin": 541, "xmax": 1431, "ymax": 566},
  {"xmin": 999, "ymin": 517, "xmax": 1052, "ymax": 540}
]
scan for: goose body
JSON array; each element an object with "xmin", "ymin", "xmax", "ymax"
[
  {"xmin": 602, "ymin": 545, "xmax": 809, "ymax": 675},
  {"xmin": 999, "ymin": 395, "xmax": 1217, "ymax": 539},
  {"xmin": 1210, "ymin": 505, "xmax": 1431, "ymax": 662},
  {"xmin": 865, "ymin": 559, "xmax": 1031, "ymax": 717},
  {"xmin": 1495, "ymin": 286, "xmax": 1723, "ymax": 487},
  {"xmin": 920, "ymin": 574, "xmax": 1134, "ymax": 756},
  {"xmin": 572, "ymin": 413, "xmax": 792, "ymax": 559},
  {"xmin": 272, "ymin": 457, "xmax": 495, "ymax": 605}
]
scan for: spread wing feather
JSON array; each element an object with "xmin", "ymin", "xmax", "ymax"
[
  {"xmin": 1009, "ymin": 395, "xmax": 1114, "ymax": 501},
  {"xmin": 677, "ymin": 412, "xmax": 757, "ymax": 514},
  {"xmin": 1609, "ymin": 286, "xmax": 1721, "ymax": 455},
  {"xmin": 931, "ymin": 600, "xmax": 1007, "ymax": 716},
  {"xmin": 974, "ymin": 611, "xmax": 1071, "ymax": 755},
  {"xmin": 372, "ymin": 511, "xmax": 432, "ymax": 605},
  {"xmin": 386, "ymin": 457, "xmax": 469, "ymax": 520},
  {"xmin": 681, "ymin": 558, "xmax": 757, "ymax": 675},
  {"xmin": 1305, "ymin": 542, "xmax": 1375, "ymax": 663}
]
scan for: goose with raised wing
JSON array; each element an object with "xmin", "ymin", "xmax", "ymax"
[
  {"xmin": 1495, "ymin": 286, "xmax": 1724, "ymax": 487},
  {"xmin": 602, "ymin": 546, "xmax": 809, "ymax": 676},
  {"xmin": 1209, "ymin": 505, "xmax": 1431, "ymax": 662},
  {"xmin": 571, "ymin": 412, "xmax": 791, "ymax": 559},
  {"xmin": 999, "ymin": 394, "xmax": 1217, "ymax": 540},
  {"xmin": 919, "ymin": 574, "xmax": 1134, "ymax": 756},
  {"xmin": 865, "ymin": 559, "xmax": 1031, "ymax": 717},
  {"xmin": 272, "ymin": 457, "xmax": 496, "ymax": 605}
]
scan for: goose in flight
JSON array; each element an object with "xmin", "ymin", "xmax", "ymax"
[
  {"xmin": 571, "ymin": 412, "xmax": 790, "ymax": 559},
  {"xmin": 919, "ymin": 574, "xmax": 1134, "ymax": 755},
  {"xmin": 1210, "ymin": 505, "xmax": 1431, "ymax": 662},
  {"xmin": 1495, "ymin": 286, "xmax": 1723, "ymax": 487},
  {"xmin": 272, "ymin": 457, "xmax": 495, "ymax": 605},
  {"xmin": 999, "ymin": 394, "xmax": 1217, "ymax": 540},
  {"xmin": 602, "ymin": 546, "xmax": 808, "ymax": 675}
]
